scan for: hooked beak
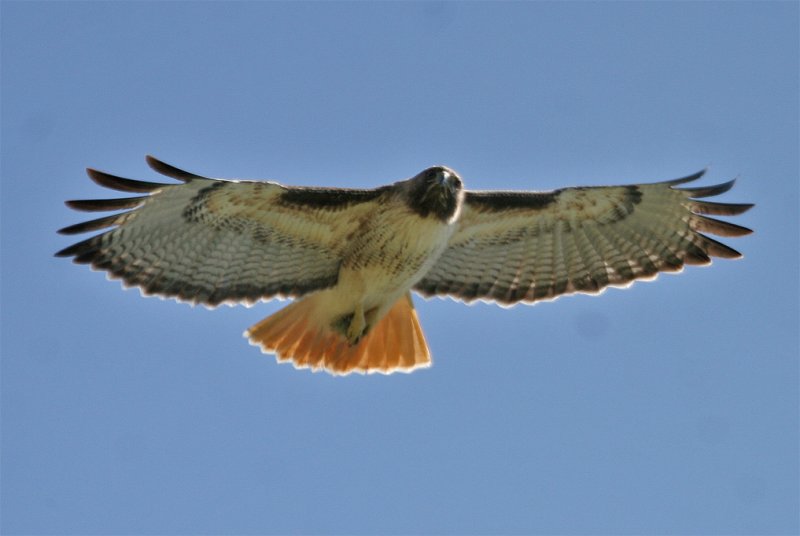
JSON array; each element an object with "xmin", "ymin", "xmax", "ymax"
[{"xmin": 438, "ymin": 170, "xmax": 455, "ymax": 191}]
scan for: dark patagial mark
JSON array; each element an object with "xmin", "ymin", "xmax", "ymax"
[
  {"xmin": 465, "ymin": 184, "xmax": 641, "ymax": 216},
  {"xmin": 278, "ymin": 186, "xmax": 389, "ymax": 210},
  {"xmin": 465, "ymin": 190, "xmax": 559, "ymax": 211}
]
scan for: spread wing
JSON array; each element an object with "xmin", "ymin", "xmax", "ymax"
[
  {"xmin": 56, "ymin": 156, "xmax": 388, "ymax": 306},
  {"xmin": 414, "ymin": 170, "xmax": 753, "ymax": 305}
]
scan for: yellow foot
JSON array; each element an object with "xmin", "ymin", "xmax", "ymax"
[{"xmin": 346, "ymin": 303, "xmax": 366, "ymax": 345}]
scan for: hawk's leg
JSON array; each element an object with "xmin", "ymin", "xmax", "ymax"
[
  {"xmin": 332, "ymin": 304, "xmax": 370, "ymax": 346},
  {"xmin": 346, "ymin": 303, "xmax": 367, "ymax": 345}
]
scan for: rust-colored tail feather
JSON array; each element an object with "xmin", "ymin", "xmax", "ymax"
[{"xmin": 245, "ymin": 292, "xmax": 431, "ymax": 375}]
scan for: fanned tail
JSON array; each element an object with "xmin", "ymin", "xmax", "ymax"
[{"xmin": 244, "ymin": 292, "xmax": 431, "ymax": 375}]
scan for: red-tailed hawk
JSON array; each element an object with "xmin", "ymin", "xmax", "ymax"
[{"xmin": 57, "ymin": 156, "xmax": 753, "ymax": 375}]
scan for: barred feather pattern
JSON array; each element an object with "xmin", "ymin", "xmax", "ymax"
[
  {"xmin": 414, "ymin": 170, "xmax": 753, "ymax": 305},
  {"xmin": 56, "ymin": 158, "xmax": 387, "ymax": 306},
  {"xmin": 57, "ymin": 160, "xmax": 752, "ymax": 313}
]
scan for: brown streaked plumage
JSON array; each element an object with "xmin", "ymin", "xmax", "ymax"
[{"xmin": 56, "ymin": 156, "xmax": 753, "ymax": 375}]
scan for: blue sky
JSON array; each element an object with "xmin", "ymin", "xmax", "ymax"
[{"xmin": 2, "ymin": 2, "xmax": 797, "ymax": 534}]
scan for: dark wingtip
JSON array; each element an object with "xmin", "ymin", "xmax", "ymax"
[
  {"xmin": 54, "ymin": 242, "xmax": 81, "ymax": 257},
  {"xmin": 87, "ymin": 167, "xmax": 166, "ymax": 193},
  {"xmin": 65, "ymin": 197, "xmax": 145, "ymax": 212},
  {"xmin": 699, "ymin": 234, "xmax": 744, "ymax": 259},
  {"xmin": 145, "ymin": 155, "xmax": 203, "ymax": 182},
  {"xmin": 54, "ymin": 235, "xmax": 100, "ymax": 260},
  {"xmin": 679, "ymin": 179, "xmax": 738, "ymax": 198},
  {"xmin": 691, "ymin": 215, "xmax": 753, "ymax": 237},
  {"xmin": 665, "ymin": 167, "xmax": 708, "ymax": 186},
  {"xmin": 690, "ymin": 200, "xmax": 754, "ymax": 216},
  {"xmin": 57, "ymin": 214, "xmax": 121, "ymax": 235}
]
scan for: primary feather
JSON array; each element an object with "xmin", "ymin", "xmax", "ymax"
[
  {"xmin": 57, "ymin": 157, "xmax": 753, "ymax": 375},
  {"xmin": 414, "ymin": 170, "xmax": 753, "ymax": 305}
]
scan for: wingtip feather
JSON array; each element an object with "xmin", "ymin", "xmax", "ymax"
[
  {"xmin": 679, "ymin": 179, "xmax": 737, "ymax": 198},
  {"xmin": 86, "ymin": 167, "xmax": 166, "ymax": 193},
  {"xmin": 665, "ymin": 167, "xmax": 708, "ymax": 186},
  {"xmin": 65, "ymin": 196, "xmax": 145, "ymax": 212},
  {"xmin": 690, "ymin": 200, "xmax": 754, "ymax": 216},
  {"xmin": 690, "ymin": 215, "xmax": 753, "ymax": 237},
  {"xmin": 57, "ymin": 213, "xmax": 124, "ymax": 235},
  {"xmin": 698, "ymin": 234, "xmax": 744, "ymax": 259},
  {"xmin": 145, "ymin": 155, "xmax": 204, "ymax": 181}
]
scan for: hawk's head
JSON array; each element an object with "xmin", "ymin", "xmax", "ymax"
[{"xmin": 404, "ymin": 166, "xmax": 464, "ymax": 223}]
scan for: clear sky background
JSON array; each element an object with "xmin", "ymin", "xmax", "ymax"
[{"xmin": 2, "ymin": 2, "xmax": 797, "ymax": 534}]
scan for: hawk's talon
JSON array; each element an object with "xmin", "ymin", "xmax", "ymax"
[
  {"xmin": 345, "ymin": 303, "xmax": 367, "ymax": 345},
  {"xmin": 56, "ymin": 157, "xmax": 752, "ymax": 377}
]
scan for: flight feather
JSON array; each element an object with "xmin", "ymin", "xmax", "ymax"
[{"xmin": 57, "ymin": 157, "xmax": 753, "ymax": 375}]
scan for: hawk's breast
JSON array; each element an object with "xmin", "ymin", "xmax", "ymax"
[{"xmin": 339, "ymin": 203, "xmax": 457, "ymax": 301}]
